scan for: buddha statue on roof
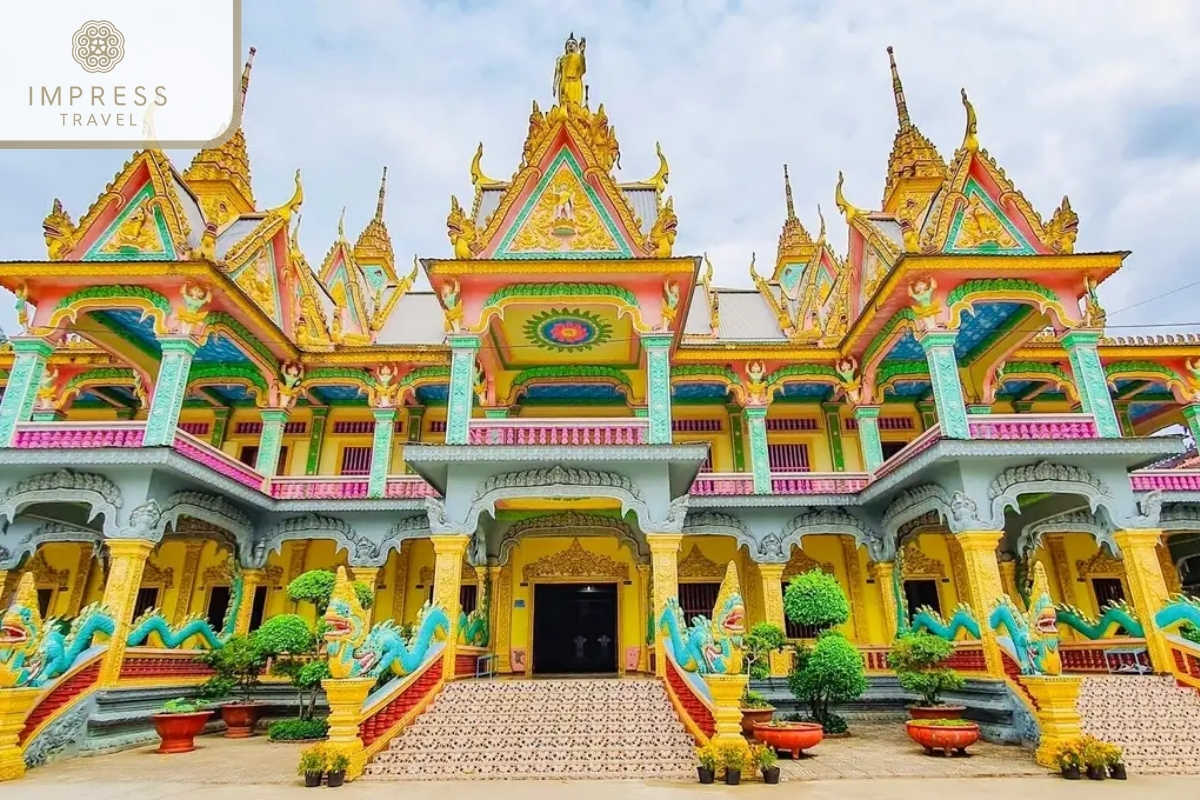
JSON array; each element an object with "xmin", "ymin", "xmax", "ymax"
[{"xmin": 553, "ymin": 32, "xmax": 586, "ymax": 107}]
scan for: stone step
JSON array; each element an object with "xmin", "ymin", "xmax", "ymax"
[
  {"xmin": 1076, "ymin": 675, "xmax": 1200, "ymax": 775},
  {"xmin": 389, "ymin": 734, "xmax": 694, "ymax": 751},
  {"xmin": 406, "ymin": 722, "xmax": 686, "ymax": 737}
]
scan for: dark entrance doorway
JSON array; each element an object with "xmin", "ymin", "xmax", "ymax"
[{"xmin": 533, "ymin": 583, "xmax": 618, "ymax": 675}]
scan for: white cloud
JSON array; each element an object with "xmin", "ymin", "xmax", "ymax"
[{"xmin": 2, "ymin": 0, "xmax": 1199, "ymax": 336}]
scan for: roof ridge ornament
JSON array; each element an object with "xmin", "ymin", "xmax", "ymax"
[
  {"xmin": 961, "ymin": 88, "xmax": 979, "ymax": 153},
  {"xmin": 375, "ymin": 166, "xmax": 388, "ymax": 220},
  {"xmin": 886, "ymin": 46, "xmax": 910, "ymax": 129},
  {"xmin": 553, "ymin": 32, "xmax": 586, "ymax": 108}
]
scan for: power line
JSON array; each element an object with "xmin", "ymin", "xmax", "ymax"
[{"xmin": 1106, "ymin": 277, "xmax": 1200, "ymax": 318}]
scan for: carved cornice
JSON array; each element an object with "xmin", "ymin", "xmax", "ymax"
[
  {"xmin": 677, "ymin": 543, "xmax": 726, "ymax": 580},
  {"xmin": 900, "ymin": 540, "xmax": 945, "ymax": 579},
  {"xmin": 26, "ymin": 550, "xmax": 70, "ymax": 590},
  {"xmin": 1075, "ymin": 550, "xmax": 1125, "ymax": 579},
  {"xmin": 522, "ymin": 538, "xmax": 629, "ymax": 583},
  {"xmin": 782, "ymin": 548, "xmax": 834, "ymax": 580}
]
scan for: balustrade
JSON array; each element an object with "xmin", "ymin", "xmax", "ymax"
[
  {"xmin": 967, "ymin": 413, "xmax": 1098, "ymax": 441},
  {"xmin": 467, "ymin": 417, "xmax": 648, "ymax": 446}
]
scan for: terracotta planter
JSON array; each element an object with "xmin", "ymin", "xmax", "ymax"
[
  {"xmin": 905, "ymin": 721, "xmax": 980, "ymax": 756},
  {"xmin": 907, "ymin": 705, "xmax": 965, "ymax": 720},
  {"xmin": 220, "ymin": 702, "xmax": 264, "ymax": 738},
  {"xmin": 151, "ymin": 710, "xmax": 213, "ymax": 754},
  {"xmin": 741, "ymin": 707, "xmax": 775, "ymax": 737},
  {"xmin": 753, "ymin": 722, "xmax": 824, "ymax": 759}
]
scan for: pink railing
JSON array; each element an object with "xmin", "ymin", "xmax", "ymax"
[
  {"xmin": 269, "ymin": 476, "xmax": 370, "ymax": 499},
  {"xmin": 1131, "ymin": 470, "xmax": 1200, "ymax": 492},
  {"xmin": 968, "ymin": 413, "xmax": 1097, "ymax": 441},
  {"xmin": 12, "ymin": 421, "xmax": 145, "ymax": 448},
  {"xmin": 385, "ymin": 476, "xmax": 438, "ymax": 498},
  {"xmin": 467, "ymin": 417, "xmax": 648, "ymax": 446},
  {"xmin": 872, "ymin": 424, "xmax": 943, "ymax": 480},
  {"xmin": 171, "ymin": 430, "xmax": 265, "ymax": 490},
  {"xmin": 689, "ymin": 473, "xmax": 754, "ymax": 496},
  {"xmin": 771, "ymin": 472, "xmax": 869, "ymax": 494}
]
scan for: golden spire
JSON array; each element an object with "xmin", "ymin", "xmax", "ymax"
[
  {"xmin": 961, "ymin": 88, "xmax": 979, "ymax": 152},
  {"xmin": 776, "ymin": 164, "xmax": 813, "ymax": 270},
  {"xmin": 354, "ymin": 165, "xmax": 397, "ymax": 281},
  {"xmin": 183, "ymin": 47, "xmax": 258, "ymax": 226},
  {"xmin": 881, "ymin": 46, "xmax": 947, "ymax": 211}
]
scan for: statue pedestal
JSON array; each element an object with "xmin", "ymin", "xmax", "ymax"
[
  {"xmin": 702, "ymin": 673, "xmax": 749, "ymax": 749},
  {"xmin": 321, "ymin": 678, "xmax": 375, "ymax": 781},
  {"xmin": 0, "ymin": 687, "xmax": 41, "ymax": 782},
  {"xmin": 1019, "ymin": 675, "xmax": 1083, "ymax": 767}
]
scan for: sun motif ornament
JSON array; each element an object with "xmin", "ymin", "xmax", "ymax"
[{"xmin": 525, "ymin": 308, "xmax": 612, "ymax": 352}]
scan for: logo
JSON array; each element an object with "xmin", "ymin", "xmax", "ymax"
[{"xmin": 71, "ymin": 20, "xmax": 125, "ymax": 74}]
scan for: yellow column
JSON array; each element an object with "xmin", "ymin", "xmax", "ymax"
[
  {"xmin": 431, "ymin": 535, "xmax": 470, "ymax": 680},
  {"xmin": 954, "ymin": 531, "xmax": 1007, "ymax": 677},
  {"xmin": 702, "ymin": 673, "xmax": 750, "ymax": 755},
  {"xmin": 390, "ymin": 541, "xmax": 410, "ymax": 623},
  {"xmin": 172, "ymin": 541, "xmax": 205, "ymax": 626},
  {"xmin": 871, "ymin": 561, "xmax": 898, "ymax": 643},
  {"xmin": 233, "ymin": 568, "xmax": 266, "ymax": 636},
  {"xmin": 646, "ymin": 533, "xmax": 682, "ymax": 678},
  {"xmin": 998, "ymin": 558, "xmax": 1019, "ymax": 600},
  {"xmin": 757, "ymin": 563, "xmax": 790, "ymax": 676},
  {"xmin": 1113, "ymin": 529, "xmax": 1173, "ymax": 673},
  {"xmin": 489, "ymin": 565, "xmax": 512, "ymax": 673},
  {"xmin": 0, "ymin": 571, "xmax": 10, "ymax": 607},
  {"xmin": 636, "ymin": 564, "xmax": 651, "ymax": 673},
  {"xmin": 321, "ymin": 677, "xmax": 375, "ymax": 781},
  {"xmin": 1157, "ymin": 543, "xmax": 1183, "ymax": 595},
  {"xmin": 98, "ymin": 539, "xmax": 155, "ymax": 687},
  {"xmin": 0, "ymin": 687, "xmax": 41, "ymax": 781},
  {"xmin": 1021, "ymin": 675, "xmax": 1084, "ymax": 767},
  {"xmin": 351, "ymin": 566, "xmax": 380, "ymax": 625}
]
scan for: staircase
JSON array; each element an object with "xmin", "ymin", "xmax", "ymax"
[
  {"xmin": 1076, "ymin": 675, "xmax": 1200, "ymax": 774},
  {"xmin": 365, "ymin": 678, "xmax": 696, "ymax": 780}
]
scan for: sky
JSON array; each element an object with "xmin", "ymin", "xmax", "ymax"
[{"xmin": 2, "ymin": 0, "xmax": 1200, "ymax": 338}]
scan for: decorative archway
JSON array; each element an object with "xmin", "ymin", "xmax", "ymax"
[
  {"xmin": 497, "ymin": 511, "xmax": 644, "ymax": 566},
  {"xmin": 0, "ymin": 469, "xmax": 123, "ymax": 535}
]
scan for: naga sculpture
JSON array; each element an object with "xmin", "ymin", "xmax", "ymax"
[
  {"xmin": 988, "ymin": 562, "xmax": 1062, "ymax": 675},
  {"xmin": 658, "ymin": 561, "xmax": 745, "ymax": 675},
  {"xmin": 322, "ymin": 567, "xmax": 451, "ymax": 679},
  {"xmin": 892, "ymin": 548, "xmax": 981, "ymax": 641}
]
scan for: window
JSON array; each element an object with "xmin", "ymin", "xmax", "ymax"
[
  {"xmin": 460, "ymin": 584, "xmax": 478, "ymax": 615},
  {"xmin": 767, "ymin": 443, "xmax": 810, "ymax": 472},
  {"xmin": 238, "ymin": 445, "xmax": 259, "ymax": 467},
  {"xmin": 132, "ymin": 587, "xmax": 160, "ymax": 620},
  {"xmin": 679, "ymin": 582, "xmax": 720, "ymax": 624},
  {"xmin": 881, "ymin": 441, "xmax": 909, "ymax": 461},
  {"xmin": 340, "ymin": 446, "xmax": 373, "ymax": 476},
  {"xmin": 248, "ymin": 586, "xmax": 269, "ymax": 632},
  {"xmin": 206, "ymin": 586, "xmax": 232, "ymax": 631},
  {"xmin": 1092, "ymin": 578, "xmax": 1125, "ymax": 609},
  {"xmin": 903, "ymin": 579, "xmax": 941, "ymax": 620},
  {"xmin": 36, "ymin": 588, "xmax": 54, "ymax": 619}
]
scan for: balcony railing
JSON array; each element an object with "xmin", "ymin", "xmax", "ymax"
[
  {"xmin": 1130, "ymin": 470, "xmax": 1200, "ymax": 492},
  {"xmin": 269, "ymin": 476, "xmax": 370, "ymax": 499},
  {"xmin": 872, "ymin": 424, "xmax": 943, "ymax": 481},
  {"xmin": 11, "ymin": 421, "xmax": 146, "ymax": 448},
  {"xmin": 171, "ymin": 430, "xmax": 265, "ymax": 491},
  {"xmin": 467, "ymin": 417, "xmax": 648, "ymax": 446},
  {"xmin": 771, "ymin": 472, "xmax": 870, "ymax": 494},
  {"xmin": 968, "ymin": 413, "xmax": 1098, "ymax": 441},
  {"xmin": 689, "ymin": 473, "xmax": 754, "ymax": 496}
]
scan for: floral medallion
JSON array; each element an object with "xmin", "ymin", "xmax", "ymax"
[{"xmin": 525, "ymin": 308, "xmax": 612, "ymax": 352}]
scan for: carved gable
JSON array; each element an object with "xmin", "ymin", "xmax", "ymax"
[
  {"xmin": 522, "ymin": 538, "xmax": 629, "ymax": 582},
  {"xmin": 783, "ymin": 548, "xmax": 835, "ymax": 580},
  {"xmin": 678, "ymin": 544, "xmax": 726, "ymax": 580},
  {"xmin": 944, "ymin": 178, "xmax": 1035, "ymax": 255}
]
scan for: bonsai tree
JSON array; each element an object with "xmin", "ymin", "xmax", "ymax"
[
  {"xmin": 743, "ymin": 622, "xmax": 787, "ymax": 680},
  {"xmin": 783, "ymin": 569, "xmax": 862, "ymax": 733},
  {"xmin": 783, "ymin": 569, "xmax": 850, "ymax": 632},
  {"xmin": 198, "ymin": 634, "xmax": 267, "ymax": 704},
  {"xmin": 253, "ymin": 614, "xmax": 331, "ymax": 741},
  {"xmin": 287, "ymin": 569, "xmax": 375, "ymax": 614},
  {"xmin": 887, "ymin": 631, "xmax": 964, "ymax": 708}
]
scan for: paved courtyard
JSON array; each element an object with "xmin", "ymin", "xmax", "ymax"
[{"xmin": 11, "ymin": 725, "xmax": 1196, "ymax": 798}]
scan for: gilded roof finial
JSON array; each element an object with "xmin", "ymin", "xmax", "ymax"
[
  {"xmin": 470, "ymin": 143, "xmax": 502, "ymax": 187},
  {"xmin": 291, "ymin": 212, "xmax": 302, "ymax": 249},
  {"xmin": 816, "ymin": 204, "xmax": 826, "ymax": 247},
  {"xmin": 240, "ymin": 46, "xmax": 257, "ymax": 113},
  {"xmin": 648, "ymin": 142, "xmax": 670, "ymax": 196},
  {"xmin": 375, "ymin": 166, "xmax": 388, "ymax": 221},
  {"xmin": 338, "ymin": 206, "xmax": 346, "ymax": 241},
  {"xmin": 748, "ymin": 252, "xmax": 758, "ymax": 280},
  {"xmin": 783, "ymin": 164, "xmax": 796, "ymax": 221},
  {"xmin": 961, "ymin": 88, "xmax": 979, "ymax": 153},
  {"xmin": 274, "ymin": 169, "xmax": 303, "ymax": 223},
  {"xmin": 702, "ymin": 252, "xmax": 714, "ymax": 286},
  {"xmin": 886, "ymin": 46, "xmax": 910, "ymax": 129},
  {"xmin": 835, "ymin": 171, "xmax": 862, "ymax": 223}
]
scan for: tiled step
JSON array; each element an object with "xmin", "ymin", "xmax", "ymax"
[
  {"xmin": 1076, "ymin": 675, "xmax": 1200, "ymax": 775},
  {"xmin": 365, "ymin": 677, "xmax": 697, "ymax": 781}
]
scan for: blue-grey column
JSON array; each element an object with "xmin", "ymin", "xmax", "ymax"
[
  {"xmin": 1062, "ymin": 330, "xmax": 1120, "ymax": 438},
  {"xmin": 916, "ymin": 330, "xmax": 969, "ymax": 439},
  {"xmin": 642, "ymin": 333, "xmax": 673, "ymax": 444},
  {"xmin": 446, "ymin": 334, "xmax": 480, "ymax": 445},
  {"xmin": 142, "ymin": 336, "xmax": 199, "ymax": 447},
  {"xmin": 0, "ymin": 336, "xmax": 55, "ymax": 447}
]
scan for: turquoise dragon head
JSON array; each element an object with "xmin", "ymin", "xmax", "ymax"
[
  {"xmin": 323, "ymin": 567, "xmax": 369, "ymax": 679},
  {"xmin": 0, "ymin": 574, "xmax": 44, "ymax": 688},
  {"xmin": 709, "ymin": 562, "xmax": 746, "ymax": 675},
  {"xmin": 1026, "ymin": 562, "xmax": 1061, "ymax": 675}
]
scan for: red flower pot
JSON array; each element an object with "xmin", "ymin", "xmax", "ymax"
[
  {"xmin": 741, "ymin": 707, "xmax": 775, "ymax": 737},
  {"xmin": 907, "ymin": 705, "xmax": 965, "ymax": 720},
  {"xmin": 152, "ymin": 710, "xmax": 213, "ymax": 754},
  {"xmin": 905, "ymin": 721, "xmax": 980, "ymax": 756},
  {"xmin": 219, "ymin": 702, "xmax": 264, "ymax": 738},
  {"xmin": 753, "ymin": 722, "xmax": 824, "ymax": 759}
]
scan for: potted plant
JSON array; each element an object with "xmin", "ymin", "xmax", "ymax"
[
  {"xmin": 1104, "ymin": 742, "xmax": 1126, "ymax": 780},
  {"xmin": 887, "ymin": 632, "xmax": 966, "ymax": 720},
  {"xmin": 716, "ymin": 741, "xmax": 747, "ymax": 786},
  {"xmin": 1050, "ymin": 738, "xmax": 1082, "ymax": 780},
  {"xmin": 904, "ymin": 717, "xmax": 981, "ymax": 756},
  {"xmin": 753, "ymin": 718, "xmax": 825, "ymax": 759},
  {"xmin": 151, "ymin": 697, "xmax": 213, "ymax": 754},
  {"xmin": 326, "ymin": 751, "xmax": 350, "ymax": 787},
  {"xmin": 754, "ymin": 742, "xmax": 780, "ymax": 784},
  {"xmin": 1081, "ymin": 736, "xmax": 1107, "ymax": 781},
  {"xmin": 740, "ymin": 689, "xmax": 776, "ymax": 737},
  {"xmin": 253, "ymin": 614, "xmax": 331, "ymax": 743},
  {"xmin": 298, "ymin": 745, "xmax": 326, "ymax": 788},
  {"xmin": 784, "ymin": 570, "xmax": 865, "ymax": 735},
  {"xmin": 696, "ymin": 743, "xmax": 717, "ymax": 784},
  {"xmin": 743, "ymin": 622, "xmax": 788, "ymax": 680},
  {"xmin": 198, "ymin": 634, "xmax": 268, "ymax": 738}
]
